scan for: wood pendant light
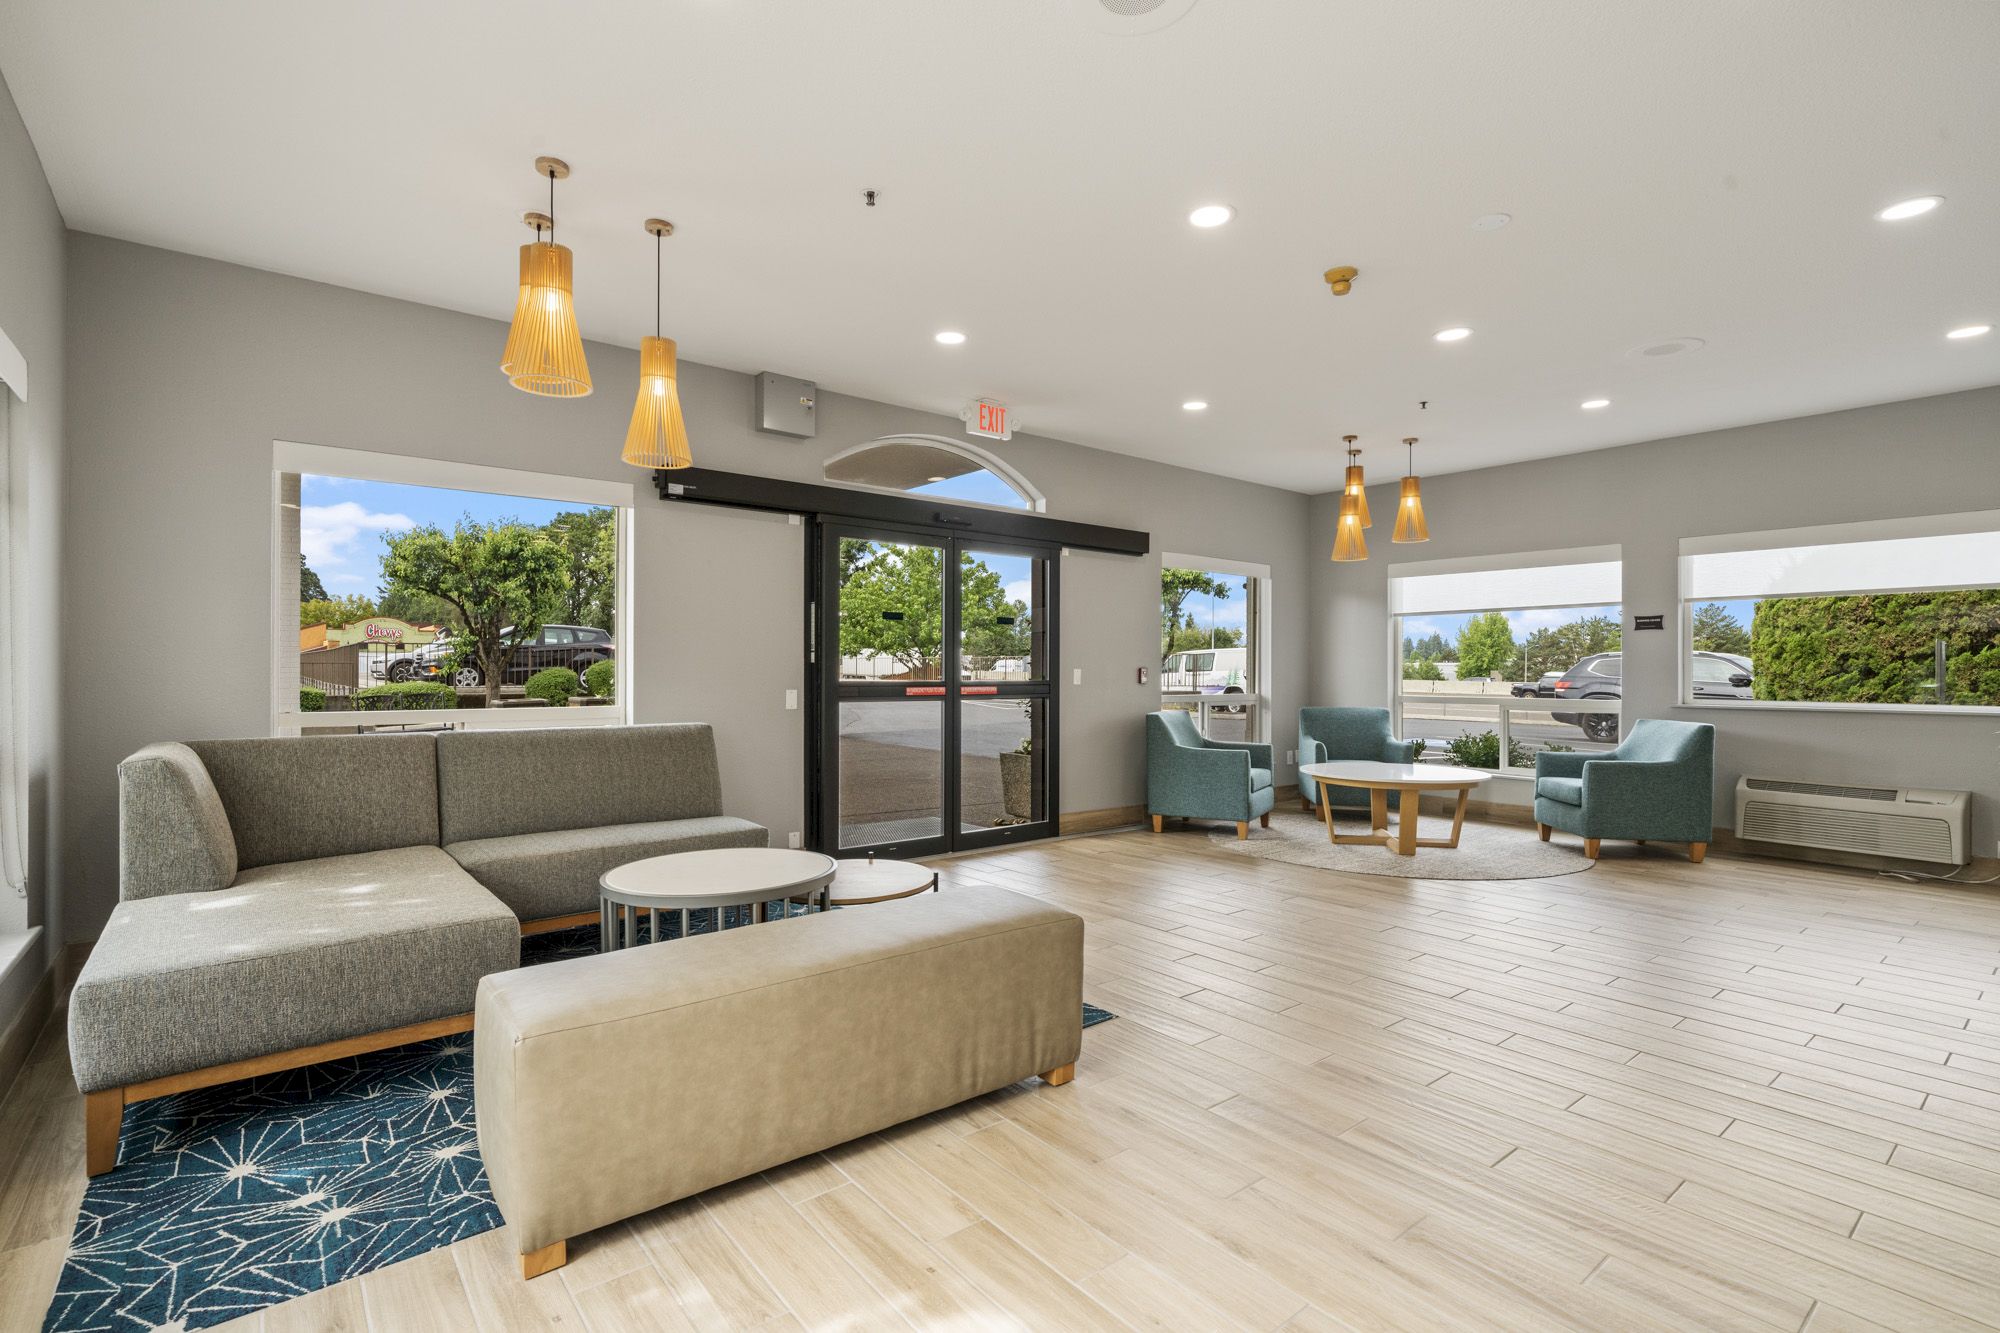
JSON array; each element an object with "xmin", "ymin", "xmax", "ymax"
[
  {"xmin": 501, "ymin": 158, "xmax": 592, "ymax": 398},
  {"xmin": 623, "ymin": 219, "xmax": 692, "ymax": 468},
  {"xmin": 1393, "ymin": 436, "xmax": 1429, "ymax": 543}
]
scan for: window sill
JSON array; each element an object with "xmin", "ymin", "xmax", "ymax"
[
  {"xmin": 1675, "ymin": 699, "xmax": 2000, "ymax": 719},
  {"xmin": 276, "ymin": 706, "xmax": 629, "ymax": 733}
]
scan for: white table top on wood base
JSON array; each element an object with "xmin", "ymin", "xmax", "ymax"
[{"xmin": 1298, "ymin": 761, "xmax": 1489, "ymax": 856}]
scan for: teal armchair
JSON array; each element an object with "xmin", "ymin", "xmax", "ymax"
[
  {"xmin": 1146, "ymin": 711, "xmax": 1275, "ymax": 839},
  {"xmin": 1297, "ymin": 707, "xmax": 1417, "ymax": 814},
  {"xmin": 1533, "ymin": 718, "xmax": 1715, "ymax": 862}
]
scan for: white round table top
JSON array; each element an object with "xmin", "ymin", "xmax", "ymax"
[
  {"xmin": 1300, "ymin": 760, "xmax": 1490, "ymax": 789},
  {"xmin": 600, "ymin": 848, "xmax": 839, "ymax": 904},
  {"xmin": 830, "ymin": 857, "xmax": 937, "ymax": 902}
]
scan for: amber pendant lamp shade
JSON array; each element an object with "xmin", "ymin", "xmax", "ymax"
[
  {"xmin": 1393, "ymin": 436, "xmax": 1429, "ymax": 543},
  {"xmin": 1341, "ymin": 436, "xmax": 1372, "ymax": 529},
  {"xmin": 623, "ymin": 218, "xmax": 692, "ymax": 469},
  {"xmin": 1331, "ymin": 490, "xmax": 1369, "ymax": 562},
  {"xmin": 501, "ymin": 159, "xmax": 592, "ymax": 398}
]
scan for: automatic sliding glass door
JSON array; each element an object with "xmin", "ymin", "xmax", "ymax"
[{"xmin": 814, "ymin": 524, "xmax": 1057, "ymax": 857}]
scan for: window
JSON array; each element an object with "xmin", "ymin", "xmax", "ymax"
[
  {"xmin": 1161, "ymin": 557, "xmax": 1267, "ymax": 741},
  {"xmin": 823, "ymin": 436, "xmax": 1043, "ymax": 512},
  {"xmin": 1390, "ymin": 548, "xmax": 1623, "ymax": 772},
  {"xmin": 1680, "ymin": 511, "xmax": 2000, "ymax": 710},
  {"xmin": 274, "ymin": 443, "xmax": 633, "ymax": 731},
  {"xmin": 0, "ymin": 387, "xmax": 23, "ymax": 929}
]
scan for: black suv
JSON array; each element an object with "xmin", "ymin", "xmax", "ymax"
[
  {"xmin": 1551, "ymin": 651, "xmax": 1752, "ymax": 741},
  {"xmin": 429, "ymin": 624, "xmax": 614, "ymax": 689}
]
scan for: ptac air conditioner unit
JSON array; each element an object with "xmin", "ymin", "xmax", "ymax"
[{"xmin": 1735, "ymin": 777, "xmax": 1970, "ymax": 865}]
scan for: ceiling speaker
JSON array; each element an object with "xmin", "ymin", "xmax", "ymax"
[{"xmin": 1087, "ymin": 0, "xmax": 1197, "ymax": 34}]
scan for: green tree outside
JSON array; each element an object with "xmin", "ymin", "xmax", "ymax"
[
  {"xmin": 1749, "ymin": 591, "xmax": 2000, "ymax": 705},
  {"xmin": 300, "ymin": 555, "xmax": 329, "ymax": 603},
  {"xmin": 541, "ymin": 509, "xmax": 617, "ymax": 632},
  {"xmin": 380, "ymin": 519, "xmax": 567, "ymax": 704},
  {"xmin": 1690, "ymin": 602, "xmax": 1752, "ymax": 656},
  {"xmin": 1454, "ymin": 612, "xmax": 1517, "ymax": 679},
  {"xmin": 838, "ymin": 540, "xmax": 1027, "ymax": 677},
  {"xmin": 299, "ymin": 594, "xmax": 380, "ymax": 629},
  {"xmin": 1161, "ymin": 568, "xmax": 1235, "ymax": 665}
]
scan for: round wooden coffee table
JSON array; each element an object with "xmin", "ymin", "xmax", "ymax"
[
  {"xmin": 1298, "ymin": 760, "xmax": 1490, "ymax": 857},
  {"xmin": 598, "ymin": 848, "xmax": 838, "ymax": 950},
  {"xmin": 827, "ymin": 855, "xmax": 938, "ymax": 906}
]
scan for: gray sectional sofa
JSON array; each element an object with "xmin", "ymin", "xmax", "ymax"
[{"xmin": 71, "ymin": 723, "xmax": 765, "ymax": 1176}]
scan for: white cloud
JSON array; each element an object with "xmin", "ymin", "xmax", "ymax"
[
  {"xmin": 1505, "ymin": 608, "xmax": 1570, "ymax": 633},
  {"xmin": 1402, "ymin": 619, "xmax": 1445, "ymax": 637},
  {"xmin": 1004, "ymin": 579, "xmax": 1033, "ymax": 605},
  {"xmin": 325, "ymin": 573, "xmax": 368, "ymax": 589},
  {"xmin": 301, "ymin": 501, "xmax": 414, "ymax": 572}
]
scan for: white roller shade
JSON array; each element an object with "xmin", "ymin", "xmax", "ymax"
[
  {"xmin": 1682, "ymin": 519, "xmax": 2000, "ymax": 601},
  {"xmin": 1390, "ymin": 556, "xmax": 1621, "ymax": 617}
]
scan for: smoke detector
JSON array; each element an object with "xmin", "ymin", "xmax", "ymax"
[{"xmin": 1086, "ymin": 0, "xmax": 1199, "ymax": 34}]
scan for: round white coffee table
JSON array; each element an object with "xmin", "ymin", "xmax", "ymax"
[
  {"xmin": 598, "ymin": 848, "xmax": 838, "ymax": 950},
  {"xmin": 1298, "ymin": 760, "xmax": 1490, "ymax": 857},
  {"xmin": 827, "ymin": 855, "xmax": 938, "ymax": 906}
]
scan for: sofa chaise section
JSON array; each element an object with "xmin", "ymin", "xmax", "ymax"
[
  {"xmin": 76, "ymin": 737, "xmax": 518, "ymax": 1176},
  {"xmin": 437, "ymin": 723, "xmax": 767, "ymax": 924}
]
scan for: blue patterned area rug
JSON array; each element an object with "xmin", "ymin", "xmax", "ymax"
[{"xmin": 44, "ymin": 919, "xmax": 1113, "ymax": 1332}]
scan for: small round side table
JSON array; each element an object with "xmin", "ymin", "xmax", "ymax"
[{"xmin": 827, "ymin": 854, "xmax": 939, "ymax": 906}]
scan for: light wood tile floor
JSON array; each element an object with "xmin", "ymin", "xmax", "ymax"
[{"xmin": 9, "ymin": 828, "xmax": 2000, "ymax": 1330}]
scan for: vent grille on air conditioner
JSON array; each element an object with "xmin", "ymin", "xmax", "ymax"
[
  {"xmin": 1743, "ymin": 778, "xmax": 1898, "ymax": 802},
  {"xmin": 1738, "ymin": 800, "xmax": 1956, "ymax": 863}
]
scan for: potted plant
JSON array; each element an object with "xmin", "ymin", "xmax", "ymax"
[{"xmin": 999, "ymin": 737, "xmax": 1035, "ymax": 821}]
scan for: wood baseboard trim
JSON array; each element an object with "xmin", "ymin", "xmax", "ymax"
[
  {"xmin": 0, "ymin": 957, "xmax": 53, "ymax": 1107},
  {"xmin": 1059, "ymin": 805, "xmax": 1146, "ymax": 836}
]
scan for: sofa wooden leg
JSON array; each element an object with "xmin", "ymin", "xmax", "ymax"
[
  {"xmin": 1259, "ymin": 813, "xmax": 1270, "ymax": 829},
  {"xmin": 85, "ymin": 1089, "xmax": 123, "ymax": 1177},
  {"xmin": 1040, "ymin": 1062, "xmax": 1075, "ymax": 1087},
  {"xmin": 1150, "ymin": 814, "xmax": 1163, "ymax": 833},
  {"xmin": 1236, "ymin": 821, "xmax": 1249, "ymax": 840},
  {"xmin": 1537, "ymin": 823, "xmax": 1551, "ymax": 842},
  {"xmin": 521, "ymin": 1239, "xmax": 567, "ymax": 1279},
  {"xmin": 1689, "ymin": 842, "xmax": 1708, "ymax": 864},
  {"xmin": 1300, "ymin": 797, "xmax": 1312, "ymax": 813},
  {"xmin": 1583, "ymin": 838, "xmax": 1601, "ymax": 860}
]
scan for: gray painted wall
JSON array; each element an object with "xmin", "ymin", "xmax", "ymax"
[
  {"xmin": 0, "ymin": 68, "xmax": 65, "ymax": 1013},
  {"xmin": 1309, "ymin": 386, "xmax": 2000, "ymax": 854},
  {"xmin": 60, "ymin": 233, "xmax": 1314, "ymax": 942}
]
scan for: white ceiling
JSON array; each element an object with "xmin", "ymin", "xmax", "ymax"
[{"xmin": 4, "ymin": 0, "xmax": 1996, "ymax": 491}]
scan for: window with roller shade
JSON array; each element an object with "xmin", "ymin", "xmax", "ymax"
[{"xmin": 1680, "ymin": 513, "xmax": 2000, "ymax": 710}]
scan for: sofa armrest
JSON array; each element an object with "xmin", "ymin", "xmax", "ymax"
[
  {"xmin": 1382, "ymin": 738, "xmax": 1418, "ymax": 764},
  {"xmin": 1533, "ymin": 750, "xmax": 1592, "ymax": 781},
  {"xmin": 118, "ymin": 743, "xmax": 238, "ymax": 899}
]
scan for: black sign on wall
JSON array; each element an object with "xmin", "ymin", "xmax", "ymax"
[{"xmin": 1632, "ymin": 614, "xmax": 1665, "ymax": 631}]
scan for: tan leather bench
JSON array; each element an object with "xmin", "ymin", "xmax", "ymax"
[{"xmin": 474, "ymin": 882, "xmax": 1085, "ymax": 1277}]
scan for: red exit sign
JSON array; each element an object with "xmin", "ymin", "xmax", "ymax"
[{"xmin": 962, "ymin": 398, "xmax": 1013, "ymax": 441}]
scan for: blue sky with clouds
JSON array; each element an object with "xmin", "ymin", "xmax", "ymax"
[{"xmin": 301, "ymin": 475, "xmax": 603, "ymax": 595}]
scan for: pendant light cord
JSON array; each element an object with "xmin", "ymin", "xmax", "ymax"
[
  {"xmin": 655, "ymin": 231, "xmax": 662, "ymax": 337},
  {"xmin": 547, "ymin": 168, "xmax": 556, "ymax": 243}
]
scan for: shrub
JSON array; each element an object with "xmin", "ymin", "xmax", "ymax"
[
  {"xmin": 354, "ymin": 681, "xmax": 458, "ymax": 711},
  {"xmin": 1401, "ymin": 657, "xmax": 1444, "ymax": 681},
  {"xmin": 299, "ymin": 686, "xmax": 326, "ymax": 713},
  {"xmin": 524, "ymin": 667, "xmax": 581, "ymax": 706},
  {"xmin": 1443, "ymin": 729, "xmax": 1532, "ymax": 770},
  {"xmin": 583, "ymin": 658, "xmax": 615, "ymax": 699}
]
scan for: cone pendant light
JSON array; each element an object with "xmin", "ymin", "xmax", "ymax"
[
  {"xmin": 1341, "ymin": 435, "xmax": 1372, "ymax": 528},
  {"xmin": 1331, "ymin": 440, "xmax": 1369, "ymax": 562},
  {"xmin": 1393, "ymin": 436, "xmax": 1430, "ymax": 543},
  {"xmin": 501, "ymin": 158, "xmax": 592, "ymax": 397},
  {"xmin": 623, "ymin": 218, "xmax": 692, "ymax": 469}
]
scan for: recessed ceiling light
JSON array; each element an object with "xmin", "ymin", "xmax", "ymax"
[
  {"xmin": 925, "ymin": 475, "xmax": 947, "ymax": 483},
  {"xmin": 1182, "ymin": 400, "xmax": 1208, "ymax": 412},
  {"xmin": 1471, "ymin": 213, "xmax": 1512, "ymax": 231},
  {"xmin": 1434, "ymin": 327, "xmax": 1472, "ymax": 343},
  {"xmin": 1580, "ymin": 398, "xmax": 1611, "ymax": 410},
  {"xmin": 933, "ymin": 330, "xmax": 966, "ymax": 345},
  {"xmin": 1188, "ymin": 204, "xmax": 1234, "ymax": 229},
  {"xmin": 1947, "ymin": 324, "xmax": 1991, "ymax": 339},
  {"xmin": 1877, "ymin": 195, "xmax": 1943, "ymax": 221},
  {"xmin": 1629, "ymin": 336, "xmax": 1707, "ymax": 359}
]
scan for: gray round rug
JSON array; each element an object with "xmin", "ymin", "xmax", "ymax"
[{"xmin": 1208, "ymin": 808, "xmax": 1592, "ymax": 880}]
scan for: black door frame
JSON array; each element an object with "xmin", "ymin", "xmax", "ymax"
[{"xmin": 808, "ymin": 518, "xmax": 1060, "ymax": 859}]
